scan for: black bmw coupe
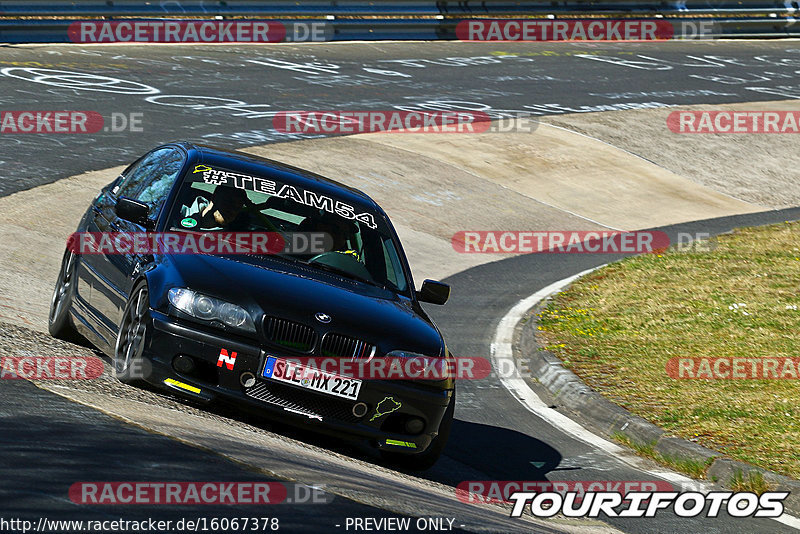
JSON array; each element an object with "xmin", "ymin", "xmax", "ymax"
[{"xmin": 49, "ymin": 142, "xmax": 455, "ymax": 469}]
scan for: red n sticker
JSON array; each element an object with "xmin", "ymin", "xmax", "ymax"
[{"xmin": 217, "ymin": 349, "xmax": 237, "ymax": 370}]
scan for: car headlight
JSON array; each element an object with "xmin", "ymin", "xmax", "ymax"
[
  {"xmin": 384, "ymin": 350, "xmax": 451, "ymax": 381},
  {"xmin": 385, "ymin": 350, "xmax": 443, "ymax": 360},
  {"xmin": 168, "ymin": 288, "xmax": 256, "ymax": 333}
]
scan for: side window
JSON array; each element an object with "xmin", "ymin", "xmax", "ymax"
[
  {"xmin": 135, "ymin": 149, "xmax": 186, "ymax": 217},
  {"xmin": 114, "ymin": 148, "xmax": 173, "ymax": 199}
]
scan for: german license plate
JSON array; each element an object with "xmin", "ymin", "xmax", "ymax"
[{"xmin": 262, "ymin": 356, "xmax": 361, "ymax": 400}]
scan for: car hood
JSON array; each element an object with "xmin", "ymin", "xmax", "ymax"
[{"xmin": 161, "ymin": 253, "xmax": 443, "ymax": 356}]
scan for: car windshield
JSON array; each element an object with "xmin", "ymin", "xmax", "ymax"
[{"xmin": 166, "ymin": 163, "xmax": 409, "ymax": 293}]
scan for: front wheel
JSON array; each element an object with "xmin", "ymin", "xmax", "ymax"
[
  {"xmin": 380, "ymin": 389, "xmax": 455, "ymax": 471},
  {"xmin": 113, "ymin": 282, "xmax": 151, "ymax": 386},
  {"xmin": 48, "ymin": 249, "xmax": 80, "ymax": 341}
]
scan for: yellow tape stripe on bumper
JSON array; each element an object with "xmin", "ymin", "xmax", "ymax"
[
  {"xmin": 164, "ymin": 378, "xmax": 201, "ymax": 394},
  {"xmin": 386, "ymin": 439, "xmax": 417, "ymax": 449}
]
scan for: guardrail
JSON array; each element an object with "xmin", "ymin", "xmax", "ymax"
[
  {"xmin": 1, "ymin": 0, "xmax": 799, "ymax": 16},
  {"xmin": 2, "ymin": 18, "xmax": 798, "ymax": 43},
  {"xmin": 0, "ymin": 1, "xmax": 798, "ymax": 42}
]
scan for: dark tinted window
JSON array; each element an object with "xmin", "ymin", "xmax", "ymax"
[
  {"xmin": 114, "ymin": 148, "xmax": 173, "ymax": 200},
  {"xmin": 136, "ymin": 149, "xmax": 185, "ymax": 217}
]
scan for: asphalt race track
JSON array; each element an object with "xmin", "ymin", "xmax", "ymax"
[
  {"xmin": 2, "ymin": 40, "xmax": 800, "ymax": 533},
  {"xmin": 3, "ymin": 40, "xmax": 800, "ymax": 196}
]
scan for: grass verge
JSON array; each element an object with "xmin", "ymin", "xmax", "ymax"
[
  {"xmin": 729, "ymin": 470, "xmax": 772, "ymax": 494},
  {"xmin": 611, "ymin": 433, "xmax": 714, "ymax": 479},
  {"xmin": 538, "ymin": 221, "xmax": 800, "ymax": 478}
]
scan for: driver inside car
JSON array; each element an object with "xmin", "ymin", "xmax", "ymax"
[
  {"xmin": 181, "ymin": 185, "xmax": 279, "ymax": 232},
  {"xmin": 308, "ymin": 216, "xmax": 362, "ymax": 261}
]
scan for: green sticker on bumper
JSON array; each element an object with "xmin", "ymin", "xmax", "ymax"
[{"xmin": 370, "ymin": 396, "xmax": 401, "ymax": 421}]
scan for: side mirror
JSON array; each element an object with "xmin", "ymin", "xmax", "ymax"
[
  {"xmin": 417, "ymin": 279, "xmax": 450, "ymax": 305},
  {"xmin": 115, "ymin": 197, "xmax": 152, "ymax": 228}
]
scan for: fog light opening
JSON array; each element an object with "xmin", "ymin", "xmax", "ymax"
[
  {"xmin": 404, "ymin": 417, "xmax": 425, "ymax": 435},
  {"xmin": 172, "ymin": 354, "xmax": 196, "ymax": 374},
  {"xmin": 352, "ymin": 402, "xmax": 369, "ymax": 418}
]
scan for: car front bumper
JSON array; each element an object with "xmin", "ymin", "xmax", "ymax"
[{"xmin": 141, "ymin": 309, "xmax": 453, "ymax": 455}]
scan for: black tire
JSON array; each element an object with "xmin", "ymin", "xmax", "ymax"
[
  {"xmin": 113, "ymin": 282, "xmax": 151, "ymax": 386},
  {"xmin": 48, "ymin": 249, "xmax": 81, "ymax": 341},
  {"xmin": 381, "ymin": 389, "xmax": 455, "ymax": 471}
]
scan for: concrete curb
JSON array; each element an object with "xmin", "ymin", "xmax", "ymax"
[{"xmin": 515, "ymin": 300, "xmax": 800, "ymax": 516}]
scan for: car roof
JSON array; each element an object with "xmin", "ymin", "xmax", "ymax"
[{"xmin": 171, "ymin": 142, "xmax": 381, "ymax": 212}]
